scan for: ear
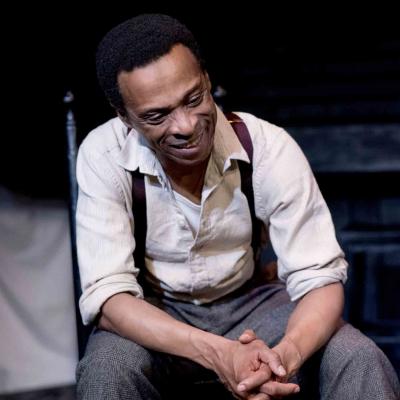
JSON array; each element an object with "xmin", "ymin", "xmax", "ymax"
[{"xmin": 204, "ymin": 71, "xmax": 212, "ymax": 91}]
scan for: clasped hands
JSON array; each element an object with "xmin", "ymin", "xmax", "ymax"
[{"xmin": 213, "ymin": 330, "xmax": 302, "ymax": 399}]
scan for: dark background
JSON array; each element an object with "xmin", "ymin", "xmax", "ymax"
[
  {"xmin": 2, "ymin": 4, "xmax": 400, "ymax": 373},
  {"xmin": 3, "ymin": 5, "xmax": 400, "ymax": 197}
]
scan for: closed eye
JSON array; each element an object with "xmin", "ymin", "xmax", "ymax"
[
  {"xmin": 138, "ymin": 85, "xmax": 207, "ymax": 125},
  {"xmin": 142, "ymin": 112, "xmax": 168, "ymax": 125},
  {"xmin": 186, "ymin": 90, "xmax": 206, "ymax": 108}
]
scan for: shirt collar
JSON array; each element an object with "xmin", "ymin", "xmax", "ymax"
[
  {"xmin": 213, "ymin": 106, "xmax": 250, "ymax": 174},
  {"xmin": 116, "ymin": 105, "xmax": 250, "ymax": 178},
  {"xmin": 116, "ymin": 125, "xmax": 162, "ymax": 178}
]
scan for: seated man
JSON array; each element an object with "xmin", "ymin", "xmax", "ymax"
[{"xmin": 75, "ymin": 13, "xmax": 400, "ymax": 400}]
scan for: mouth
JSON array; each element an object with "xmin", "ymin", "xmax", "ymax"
[{"xmin": 168, "ymin": 132, "xmax": 203, "ymax": 149}]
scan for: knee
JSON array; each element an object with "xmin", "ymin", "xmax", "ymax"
[
  {"xmin": 76, "ymin": 329, "xmax": 155, "ymax": 387},
  {"xmin": 320, "ymin": 324, "xmax": 400, "ymax": 398},
  {"xmin": 343, "ymin": 336, "xmax": 385, "ymax": 367},
  {"xmin": 322, "ymin": 324, "xmax": 389, "ymax": 372}
]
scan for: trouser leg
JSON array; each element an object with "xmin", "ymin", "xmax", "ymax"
[
  {"xmin": 76, "ymin": 328, "xmax": 165, "ymax": 400},
  {"xmin": 317, "ymin": 323, "xmax": 400, "ymax": 400}
]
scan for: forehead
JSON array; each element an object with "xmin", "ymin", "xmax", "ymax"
[{"xmin": 118, "ymin": 44, "xmax": 204, "ymax": 112}]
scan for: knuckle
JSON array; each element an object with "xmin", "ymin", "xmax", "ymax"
[{"xmin": 267, "ymin": 352, "xmax": 280, "ymax": 362}]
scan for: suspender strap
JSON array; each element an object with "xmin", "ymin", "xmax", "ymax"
[
  {"xmin": 225, "ymin": 112, "xmax": 262, "ymax": 259},
  {"xmin": 131, "ymin": 169, "xmax": 147, "ymax": 274}
]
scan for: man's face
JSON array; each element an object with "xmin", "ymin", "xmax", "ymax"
[{"xmin": 118, "ymin": 44, "xmax": 217, "ymax": 169}]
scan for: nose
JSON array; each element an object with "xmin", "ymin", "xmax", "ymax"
[{"xmin": 168, "ymin": 108, "xmax": 196, "ymax": 137}]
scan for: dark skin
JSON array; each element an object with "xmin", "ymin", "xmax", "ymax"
[{"xmin": 100, "ymin": 43, "xmax": 344, "ymax": 398}]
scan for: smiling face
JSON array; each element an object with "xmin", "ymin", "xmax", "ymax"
[{"xmin": 118, "ymin": 44, "xmax": 217, "ymax": 172}]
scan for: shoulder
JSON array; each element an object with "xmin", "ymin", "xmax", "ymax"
[
  {"xmin": 78, "ymin": 117, "xmax": 128, "ymax": 161},
  {"xmin": 234, "ymin": 112, "xmax": 285, "ymax": 141},
  {"xmin": 233, "ymin": 111, "xmax": 294, "ymax": 158},
  {"xmin": 233, "ymin": 111, "xmax": 298, "ymax": 165},
  {"xmin": 234, "ymin": 111, "xmax": 310, "ymax": 173},
  {"xmin": 234, "ymin": 112, "xmax": 313, "ymax": 217},
  {"xmin": 76, "ymin": 117, "xmax": 129, "ymax": 200}
]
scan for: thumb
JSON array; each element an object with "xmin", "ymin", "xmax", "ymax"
[
  {"xmin": 259, "ymin": 349, "xmax": 287, "ymax": 378},
  {"xmin": 238, "ymin": 329, "xmax": 257, "ymax": 344}
]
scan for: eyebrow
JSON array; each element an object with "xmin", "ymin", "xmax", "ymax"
[{"xmin": 138, "ymin": 80, "xmax": 204, "ymax": 119}]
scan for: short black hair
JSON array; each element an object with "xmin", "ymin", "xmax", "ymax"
[{"xmin": 96, "ymin": 13, "xmax": 205, "ymax": 113}]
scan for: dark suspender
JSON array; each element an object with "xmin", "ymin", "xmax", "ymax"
[
  {"xmin": 131, "ymin": 169, "xmax": 147, "ymax": 273},
  {"xmin": 224, "ymin": 112, "xmax": 262, "ymax": 259},
  {"xmin": 131, "ymin": 112, "xmax": 262, "ymax": 271}
]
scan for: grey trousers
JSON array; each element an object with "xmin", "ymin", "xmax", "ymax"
[{"xmin": 76, "ymin": 281, "xmax": 400, "ymax": 399}]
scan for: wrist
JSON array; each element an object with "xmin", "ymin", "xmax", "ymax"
[
  {"xmin": 187, "ymin": 329, "xmax": 233, "ymax": 371},
  {"xmin": 273, "ymin": 335, "xmax": 303, "ymax": 377}
]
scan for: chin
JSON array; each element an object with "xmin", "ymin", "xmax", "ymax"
[{"xmin": 171, "ymin": 154, "xmax": 210, "ymax": 168}]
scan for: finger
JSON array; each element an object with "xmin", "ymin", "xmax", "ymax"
[
  {"xmin": 259, "ymin": 349, "xmax": 287, "ymax": 377},
  {"xmin": 260, "ymin": 380, "xmax": 300, "ymax": 397},
  {"xmin": 238, "ymin": 329, "xmax": 257, "ymax": 344},
  {"xmin": 237, "ymin": 365, "xmax": 272, "ymax": 393}
]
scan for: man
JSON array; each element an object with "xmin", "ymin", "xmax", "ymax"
[{"xmin": 75, "ymin": 14, "xmax": 399, "ymax": 399}]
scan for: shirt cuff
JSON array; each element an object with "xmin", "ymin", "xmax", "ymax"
[
  {"xmin": 79, "ymin": 273, "xmax": 144, "ymax": 325},
  {"xmin": 284, "ymin": 258, "xmax": 348, "ymax": 302}
]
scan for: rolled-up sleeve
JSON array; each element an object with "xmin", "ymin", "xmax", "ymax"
[
  {"xmin": 76, "ymin": 140, "xmax": 143, "ymax": 325},
  {"xmin": 251, "ymin": 118, "xmax": 348, "ymax": 302}
]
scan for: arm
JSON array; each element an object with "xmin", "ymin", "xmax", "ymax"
[{"xmin": 235, "ymin": 115, "xmax": 348, "ymax": 395}]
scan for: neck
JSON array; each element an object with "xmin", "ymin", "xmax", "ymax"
[{"xmin": 163, "ymin": 158, "xmax": 210, "ymax": 204}]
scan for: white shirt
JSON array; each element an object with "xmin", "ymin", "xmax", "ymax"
[
  {"xmin": 76, "ymin": 107, "xmax": 348, "ymax": 325},
  {"xmin": 173, "ymin": 190, "xmax": 202, "ymax": 235}
]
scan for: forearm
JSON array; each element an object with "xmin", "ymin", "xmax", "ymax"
[
  {"xmin": 277, "ymin": 282, "xmax": 344, "ymax": 374},
  {"xmin": 98, "ymin": 292, "xmax": 227, "ymax": 370}
]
